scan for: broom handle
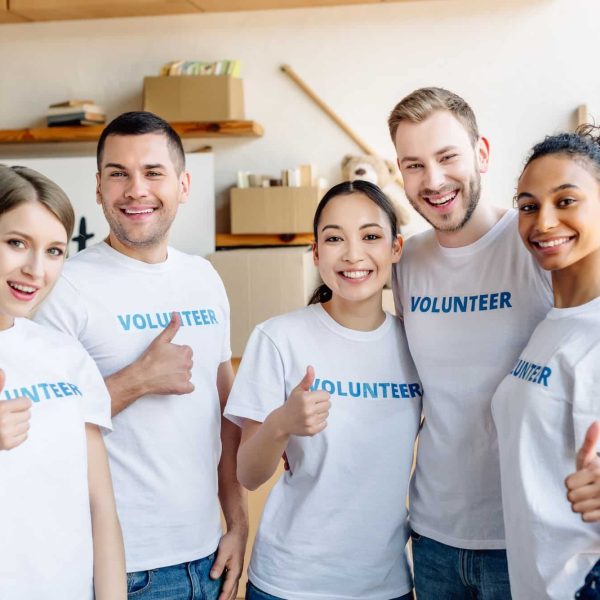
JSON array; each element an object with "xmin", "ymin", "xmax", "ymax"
[
  {"xmin": 280, "ymin": 64, "xmax": 377, "ymax": 156},
  {"xmin": 280, "ymin": 64, "xmax": 403, "ymax": 187}
]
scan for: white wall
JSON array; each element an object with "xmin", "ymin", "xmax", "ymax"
[{"xmin": 1, "ymin": 0, "xmax": 599, "ymax": 231}]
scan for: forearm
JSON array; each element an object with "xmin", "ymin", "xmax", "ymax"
[
  {"xmin": 87, "ymin": 425, "xmax": 126, "ymax": 599},
  {"xmin": 237, "ymin": 409, "xmax": 289, "ymax": 491},
  {"xmin": 105, "ymin": 362, "xmax": 148, "ymax": 417},
  {"xmin": 219, "ymin": 416, "xmax": 249, "ymax": 534}
]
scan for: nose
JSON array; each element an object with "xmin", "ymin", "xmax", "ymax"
[
  {"xmin": 21, "ymin": 250, "xmax": 44, "ymax": 280},
  {"xmin": 535, "ymin": 203, "xmax": 559, "ymax": 232},
  {"xmin": 342, "ymin": 238, "xmax": 363, "ymax": 263},
  {"xmin": 354, "ymin": 168, "xmax": 366, "ymax": 176},
  {"xmin": 423, "ymin": 163, "xmax": 446, "ymax": 191},
  {"xmin": 124, "ymin": 172, "xmax": 149, "ymax": 199}
]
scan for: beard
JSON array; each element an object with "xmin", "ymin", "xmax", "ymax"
[{"xmin": 407, "ymin": 170, "xmax": 482, "ymax": 233}]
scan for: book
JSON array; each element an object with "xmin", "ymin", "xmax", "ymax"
[
  {"xmin": 48, "ymin": 99, "xmax": 94, "ymax": 108},
  {"xmin": 47, "ymin": 118, "xmax": 105, "ymax": 127},
  {"xmin": 47, "ymin": 104, "xmax": 105, "ymax": 116},
  {"xmin": 47, "ymin": 111, "xmax": 105, "ymax": 124}
]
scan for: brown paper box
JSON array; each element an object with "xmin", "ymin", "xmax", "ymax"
[
  {"xmin": 143, "ymin": 75, "xmax": 245, "ymax": 121},
  {"xmin": 230, "ymin": 186, "xmax": 321, "ymax": 234},
  {"xmin": 208, "ymin": 246, "xmax": 321, "ymax": 357}
]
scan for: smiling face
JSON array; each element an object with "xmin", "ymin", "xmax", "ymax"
[
  {"xmin": 394, "ymin": 110, "xmax": 488, "ymax": 233},
  {"xmin": 313, "ymin": 192, "xmax": 402, "ymax": 309},
  {"xmin": 516, "ymin": 154, "xmax": 600, "ymax": 273},
  {"xmin": 96, "ymin": 133, "xmax": 190, "ymax": 262},
  {"xmin": 0, "ymin": 202, "xmax": 68, "ymax": 329}
]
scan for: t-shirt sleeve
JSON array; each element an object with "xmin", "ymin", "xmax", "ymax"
[
  {"xmin": 392, "ymin": 263, "xmax": 405, "ymax": 319},
  {"xmin": 224, "ymin": 326, "xmax": 286, "ymax": 427},
  {"xmin": 219, "ymin": 282, "xmax": 232, "ymax": 363},
  {"xmin": 571, "ymin": 343, "xmax": 600, "ymax": 452},
  {"xmin": 33, "ymin": 275, "xmax": 88, "ymax": 339},
  {"xmin": 72, "ymin": 342, "xmax": 112, "ymax": 432}
]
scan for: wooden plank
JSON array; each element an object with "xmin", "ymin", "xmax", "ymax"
[
  {"xmin": 9, "ymin": 0, "xmax": 199, "ymax": 21},
  {"xmin": 192, "ymin": 0, "xmax": 379, "ymax": 11},
  {"xmin": 0, "ymin": 121, "xmax": 263, "ymax": 144},
  {"xmin": 216, "ymin": 233, "xmax": 313, "ymax": 248},
  {"xmin": 1, "ymin": 0, "xmax": 28, "ymax": 21}
]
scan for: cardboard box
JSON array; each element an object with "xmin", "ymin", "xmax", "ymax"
[
  {"xmin": 230, "ymin": 186, "xmax": 321, "ymax": 234},
  {"xmin": 143, "ymin": 75, "xmax": 244, "ymax": 122},
  {"xmin": 208, "ymin": 246, "xmax": 321, "ymax": 356}
]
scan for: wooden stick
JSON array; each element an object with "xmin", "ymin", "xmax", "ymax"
[
  {"xmin": 280, "ymin": 64, "xmax": 404, "ymax": 189},
  {"xmin": 280, "ymin": 64, "xmax": 377, "ymax": 156}
]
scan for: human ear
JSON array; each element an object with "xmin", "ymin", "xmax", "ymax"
[
  {"xmin": 478, "ymin": 137, "xmax": 490, "ymax": 173},
  {"xmin": 391, "ymin": 234, "xmax": 404, "ymax": 264}
]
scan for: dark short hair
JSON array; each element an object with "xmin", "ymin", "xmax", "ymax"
[
  {"xmin": 97, "ymin": 111, "xmax": 185, "ymax": 173},
  {"xmin": 523, "ymin": 125, "xmax": 600, "ymax": 180},
  {"xmin": 309, "ymin": 180, "xmax": 399, "ymax": 305}
]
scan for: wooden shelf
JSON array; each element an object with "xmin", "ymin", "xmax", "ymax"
[
  {"xmin": 0, "ymin": 120, "xmax": 264, "ymax": 144},
  {"xmin": 216, "ymin": 233, "xmax": 313, "ymax": 248},
  {"xmin": 4, "ymin": 1, "xmax": 409, "ymax": 23}
]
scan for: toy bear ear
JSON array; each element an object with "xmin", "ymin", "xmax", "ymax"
[
  {"xmin": 341, "ymin": 154, "xmax": 354, "ymax": 168},
  {"xmin": 385, "ymin": 159, "xmax": 397, "ymax": 176}
]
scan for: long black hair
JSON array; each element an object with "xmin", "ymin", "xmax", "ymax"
[{"xmin": 309, "ymin": 180, "xmax": 399, "ymax": 305}]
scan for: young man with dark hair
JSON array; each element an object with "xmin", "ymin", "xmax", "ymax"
[
  {"xmin": 36, "ymin": 111, "xmax": 247, "ymax": 600},
  {"xmin": 389, "ymin": 88, "xmax": 552, "ymax": 599}
]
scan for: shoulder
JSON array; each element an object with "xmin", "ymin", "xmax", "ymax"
[
  {"xmin": 20, "ymin": 318, "xmax": 88, "ymax": 355},
  {"xmin": 402, "ymin": 228, "xmax": 436, "ymax": 257}
]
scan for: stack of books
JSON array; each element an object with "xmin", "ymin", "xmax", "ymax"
[
  {"xmin": 160, "ymin": 59, "xmax": 242, "ymax": 77},
  {"xmin": 46, "ymin": 100, "xmax": 106, "ymax": 127}
]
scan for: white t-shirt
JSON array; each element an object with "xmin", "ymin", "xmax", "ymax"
[
  {"xmin": 393, "ymin": 209, "xmax": 553, "ymax": 549},
  {"xmin": 0, "ymin": 318, "xmax": 111, "ymax": 600},
  {"xmin": 35, "ymin": 242, "xmax": 231, "ymax": 572},
  {"xmin": 492, "ymin": 296, "xmax": 600, "ymax": 599},
  {"xmin": 225, "ymin": 304, "xmax": 422, "ymax": 600}
]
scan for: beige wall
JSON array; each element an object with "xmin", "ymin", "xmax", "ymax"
[{"xmin": 1, "ymin": 0, "xmax": 599, "ymax": 232}]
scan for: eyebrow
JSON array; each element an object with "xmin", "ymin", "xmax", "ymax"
[
  {"xmin": 400, "ymin": 146, "xmax": 459, "ymax": 165},
  {"xmin": 103, "ymin": 162, "xmax": 167, "ymax": 171},
  {"xmin": 320, "ymin": 223, "xmax": 384, "ymax": 232},
  {"xmin": 516, "ymin": 183, "xmax": 580, "ymax": 201}
]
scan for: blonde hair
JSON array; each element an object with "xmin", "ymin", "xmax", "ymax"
[
  {"xmin": 388, "ymin": 87, "xmax": 479, "ymax": 145},
  {"xmin": 0, "ymin": 165, "xmax": 74, "ymax": 240}
]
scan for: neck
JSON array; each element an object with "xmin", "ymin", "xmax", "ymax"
[
  {"xmin": 321, "ymin": 291, "xmax": 386, "ymax": 331},
  {"xmin": 0, "ymin": 313, "xmax": 15, "ymax": 331},
  {"xmin": 436, "ymin": 203, "xmax": 506, "ymax": 248},
  {"xmin": 106, "ymin": 233, "xmax": 168, "ymax": 264},
  {"xmin": 552, "ymin": 249, "xmax": 600, "ymax": 308}
]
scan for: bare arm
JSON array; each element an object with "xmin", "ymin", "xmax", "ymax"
[
  {"xmin": 210, "ymin": 360, "xmax": 249, "ymax": 600},
  {"xmin": 86, "ymin": 423, "xmax": 126, "ymax": 599},
  {"xmin": 105, "ymin": 313, "xmax": 194, "ymax": 416},
  {"xmin": 237, "ymin": 366, "xmax": 330, "ymax": 491}
]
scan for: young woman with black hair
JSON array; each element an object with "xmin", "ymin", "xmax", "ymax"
[{"xmin": 225, "ymin": 180, "xmax": 421, "ymax": 600}]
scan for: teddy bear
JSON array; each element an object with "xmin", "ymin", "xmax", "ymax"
[{"xmin": 340, "ymin": 154, "xmax": 426, "ymax": 234}]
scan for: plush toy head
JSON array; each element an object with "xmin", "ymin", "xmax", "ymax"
[{"xmin": 340, "ymin": 154, "xmax": 396, "ymax": 187}]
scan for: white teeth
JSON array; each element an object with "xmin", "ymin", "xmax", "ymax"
[
  {"xmin": 342, "ymin": 270, "xmax": 370, "ymax": 279},
  {"xmin": 536, "ymin": 237, "xmax": 570, "ymax": 248},
  {"xmin": 9, "ymin": 282, "xmax": 36, "ymax": 293},
  {"xmin": 124, "ymin": 208, "xmax": 154, "ymax": 214},
  {"xmin": 425, "ymin": 191, "xmax": 457, "ymax": 206}
]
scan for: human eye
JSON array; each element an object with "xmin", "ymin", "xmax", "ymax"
[
  {"xmin": 7, "ymin": 238, "xmax": 26, "ymax": 249},
  {"xmin": 405, "ymin": 162, "xmax": 423, "ymax": 170},
  {"xmin": 109, "ymin": 170, "xmax": 126, "ymax": 178},
  {"xmin": 517, "ymin": 202, "xmax": 537, "ymax": 214},
  {"xmin": 146, "ymin": 170, "xmax": 163, "ymax": 177},
  {"xmin": 441, "ymin": 153, "xmax": 458, "ymax": 162},
  {"xmin": 47, "ymin": 247, "xmax": 65, "ymax": 257},
  {"xmin": 557, "ymin": 196, "xmax": 576, "ymax": 208},
  {"xmin": 324, "ymin": 235, "xmax": 342, "ymax": 243},
  {"xmin": 363, "ymin": 233, "xmax": 383, "ymax": 241}
]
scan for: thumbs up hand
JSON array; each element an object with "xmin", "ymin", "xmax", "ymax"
[
  {"xmin": 565, "ymin": 421, "xmax": 600, "ymax": 522},
  {"xmin": 0, "ymin": 369, "xmax": 32, "ymax": 451},
  {"xmin": 138, "ymin": 312, "xmax": 195, "ymax": 396},
  {"xmin": 273, "ymin": 366, "xmax": 331, "ymax": 437}
]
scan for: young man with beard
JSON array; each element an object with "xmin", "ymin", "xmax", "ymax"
[
  {"xmin": 388, "ymin": 88, "xmax": 552, "ymax": 599},
  {"xmin": 35, "ymin": 112, "xmax": 248, "ymax": 600}
]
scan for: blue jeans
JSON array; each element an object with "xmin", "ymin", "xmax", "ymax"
[
  {"xmin": 576, "ymin": 558, "xmax": 600, "ymax": 599},
  {"xmin": 246, "ymin": 580, "xmax": 414, "ymax": 600},
  {"xmin": 127, "ymin": 553, "xmax": 222, "ymax": 599},
  {"xmin": 411, "ymin": 531, "xmax": 512, "ymax": 599}
]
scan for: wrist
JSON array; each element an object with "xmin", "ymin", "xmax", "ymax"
[{"xmin": 265, "ymin": 407, "xmax": 291, "ymax": 442}]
